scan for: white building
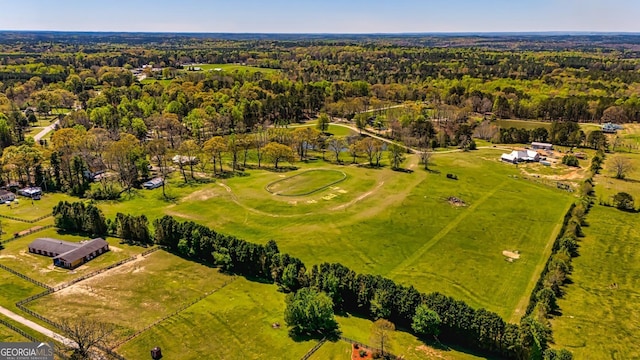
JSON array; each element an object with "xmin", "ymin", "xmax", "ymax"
[{"xmin": 501, "ymin": 150, "xmax": 540, "ymax": 164}]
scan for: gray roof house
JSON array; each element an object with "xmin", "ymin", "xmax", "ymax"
[{"xmin": 29, "ymin": 238, "xmax": 109, "ymax": 269}]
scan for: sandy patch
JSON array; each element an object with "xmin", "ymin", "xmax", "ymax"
[
  {"xmin": 338, "ymin": 189, "xmax": 348, "ymax": 194},
  {"xmin": 331, "ymin": 181, "xmax": 384, "ymax": 211},
  {"xmin": 503, "ymin": 250, "xmax": 521, "ymax": 262},
  {"xmin": 55, "ymin": 284, "xmax": 108, "ymax": 301},
  {"xmin": 182, "ymin": 188, "xmax": 218, "ymax": 202},
  {"xmin": 132, "ymin": 266, "xmax": 146, "ymax": 274},
  {"xmin": 415, "ymin": 345, "xmax": 447, "ymax": 359},
  {"xmin": 109, "ymin": 245, "xmax": 123, "ymax": 252},
  {"xmin": 306, "ymin": 200, "xmax": 317, "ymax": 204},
  {"xmin": 279, "ymin": 175, "xmax": 286, "ymax": 178},
  {"xmin": 288, "ymin": 201, "xmax": 298, "ymax": 205},
  {"xmin": 0, "ymin": 254, "xmax": 17, "ymax": 259},
  {"xmin": 322, "ymin": 194, "xmax": 337, "ymax": 200}
]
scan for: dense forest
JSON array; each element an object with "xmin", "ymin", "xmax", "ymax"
[{"xmin": 0, "ymin": 33, "xmax": 638, "ymax": 196}]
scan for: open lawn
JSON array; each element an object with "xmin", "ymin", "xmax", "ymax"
[
  {"xmin": 95, "ymin": 150, "xmax": 575, "ymax": 322},
  {"xmin": 0, "ymin": 228, "xmax": 146, "ymax": 286},
  {"xmin": 336, "ymin": 315, "xmax": 496, "ymax": 360},
  {"xmin": 594, "ymin": 152, "xmax": 640, "ymax": 201},
  {"xmin": 308, "ymin": 340, "xmax": 351, "ymax": 360},
  {"xmin": 28, "ymin": 250, "xmax": 233, "ymax": 340},
  {"xmin": 551, "ymin": 205, "xmax": 640, "ymax": 359},
  {"xmin": 496, "ymin": 119, "xmax": 551, "ymax": 130},
  {"xmin": 118, "ymin": 277, "xmax": 314, "ymax": 360},
  {"xmin": 0, "ymin": 322, "xmax": 27, "ymax": 342},
  {"xmin": 0, "ymin": 270, "xmax": 43, "ymax": 311},
  {"xmin": 187, "ymin": 63, "xmax": 279, "ymax": 74},
  {"xmin": 0, "ymin": 193, "xmax": 73, "ymax": 221},
  {"xmin": 266, "ymin": 169, "xmax": 347, "ymax": 196}
]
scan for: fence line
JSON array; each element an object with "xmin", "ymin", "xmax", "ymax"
[
  {"xmin": 0, "ymin": 213, "xmax": 53, "ymax": 224},
  {"xmin": 1, "ymin": 224, "xmax": 55, "ymax": 245},
  {"xmin": 340, "ymin": 336, "xmax": 396, "ymax": 359},
  {"xmin": 112, "ymin": 275, "xmax": 238, "ymax": 349},
  {"xmin": 7, "ymin": 247, "xmax": 162, "ymax": 360},
  {"xmin": 0, "ymin": 318, "xmax": 69, "ymax": 359},
  {"xmin": 299, "ymin": 338, "xmax": 327, "ymax": 360},
  {"xmin": 0, "ymin": 263, "xmax": 53, "ymax": 290}
]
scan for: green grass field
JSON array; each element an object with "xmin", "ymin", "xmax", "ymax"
[
  {"xmin": 0, "ymin": 270, "xmax": 43, "ymax": 311},
  {"xmin": 94, "ymin": 150, "xmax": 574, "ymax": 321},
  {"xmin": 0, "ymin": 323, "xmax": 27, "ymax": 342},
  {"xmin": 594, "ymin": 152, "xmax": 640, "ymax": 201},
  {"xmin": 308, "ymin": 340, "xmax": 351, "ymax": 360},
  {"xmin": 28, "ymin": 250, "xmax": 233, "ymax": 340},
  {"xmin": 118, "ymin": 277, "xmax": 314, "ymax": 360},
  {"xmin": 266, "ymin": 169, "xmax": 347, "ymax": 196},
  {"xmin": 551, "ymin": 205, "xmax": 640, "ymax": 359},
  {"xmin": 0, "ymin": 193, "xmax": 73, "ymax": 221},
  {"xmin": 187, "ymin": 63, "xmax": 279, "ymax": 74}
]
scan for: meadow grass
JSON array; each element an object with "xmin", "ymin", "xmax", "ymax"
[
  {"xmin": 118, "ymin": 277, "xmax": 314, "ymax": 360},
  {"xmin": 594, "ymin": 152, "xmax": 640, "ymax": 201},
  {"xmin": 336, "ymin": 315, "xmax": 497, "ymax": 359},
  {"xmin": 0, "ymin": 322, "xmax": 28, "ymax": 342},
  {"xmin": 0, "ymin": 269, "xmax": 43, "ymax": 311},
  {"xmin": 0, "ymin": 193, "xmax": 73, "ymax": 221},
  {"xmin": 28, "ymin": 250, "xmax": 233, "ymax": 340},
  {"xmin": 94, "ymin": 150, "xmax": 575, "ymax": 321},
  {"xmin": 266, "ymin": 169, "xmax": 346, "ymax": 196},
  {"xmin": 308, "ymin": 340, "xmax": 351, "ymax": 360},
  {"xmin": 550, "ymin": 205, "xmax": 640, "ymax": 359},
  {"xmin": 0, "ymin": 228, "xmax": 146, "ymax": 286}
]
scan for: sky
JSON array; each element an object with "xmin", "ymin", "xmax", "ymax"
[{"xmin": 0, "ymin": 0, "xmax": 638, "ymax": 33}]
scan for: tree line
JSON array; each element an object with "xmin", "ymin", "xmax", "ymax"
[{"xmin": 51, "ymin": 200, "xmax": 572, "ymax": 359}]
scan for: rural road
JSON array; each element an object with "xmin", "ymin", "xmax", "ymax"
[
  {"xmin": 33, "ymin": 119, "xmax": 59, "ymax": 142},
  {"xmin": 0, "ymin": 305, "xmax": 76, "ymax": 348}
]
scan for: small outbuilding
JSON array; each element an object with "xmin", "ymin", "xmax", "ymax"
[
  {"xmin": 0, "ymin": 190, "xmax": 16, "ymax": 202},
  {"xmin": 531, "ymin": 142, "xmax": 554, "ymax": 151},
  {"xmin": 18, "ymin": 187, "xmax": 42, "ymax": 198},
  {"xmin": 143, "ymin": 177, "xmax": 164, "ymax": 190},
  {"xmin": 151, "ymin": 347, "xmax": 162, "ymax": 360}
]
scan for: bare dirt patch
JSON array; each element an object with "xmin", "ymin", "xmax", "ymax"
[
  {"xmin": 182, "ymin": 188, "xmax": 218, "ymax": 202},
  {"xmin": 331, "ymin": 181, "xmax": 384, "ymax": 211},
  {"xmin": 415, "ymin": 345, "xmax": 448, "ymax": 359}
]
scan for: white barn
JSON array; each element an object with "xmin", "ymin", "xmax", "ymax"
[{"xmin": 501, "ymin": 150, "xmax": 540, "ymax": 164}]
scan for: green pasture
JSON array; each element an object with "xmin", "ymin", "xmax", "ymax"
[
  {"xmin": 0, "ymin": 324, "xmax": 26, "ymax": 343},
  {"xmin": 495, "ymin": 119, "xmax": 601, "ymax": 133},
  {"xmin": 551, "ymin": 205, "xmax": 640, "ymax": 359},
  {"xmin": 0, "ymin": 228, "xmax": 146, "ymax": 286},
  {"xmin": 0, "ymin": 193, "xmax": 73, "ymax": 221},
  {"xmin": 187, "ymin": 63, "xmax": 279, "ymax": 74},
  {"xmin": 336, "ymin": 315, "xmax": 495, "ymax": 360},
  {"xmin": 28, "ymin": 250, "xmax": 232, "ymax": 340},
  {"xmin": 266, "ymin": 169, "xmax": 347, "ymax": 196},
  {"xmin": 595, "ymin": 152, "xmax": 640, "ymax": 200},
  {"xmin": 308, "ymin": 340, "xmax": 351, "ymax": 360},
  {"xmin": 118, "ymin": 277, "xmax": 313, "ymax": 360},
  {"xmin": 94, "ymin": 150, "xmax": 575, "ymax": 321},
  {"xmin": 0, "ymin": 270, "xmax": 43, "ymax": 311}
]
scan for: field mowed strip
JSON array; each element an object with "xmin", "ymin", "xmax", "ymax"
[
  {"xmin": 95, "ymin": 151, "xmax": 575, "ymax": 320},
  {"xmin": 551, "ymin": 205, "xmax": 640, "ymax": 359},
  {"xmin": 0, "ymin": 228, "xmax": 145, "ymax": 287},
  {"xmin": 266, "ymin": 169, "xmax": 347, "ymax": 196},
  {"xmin": 27, "ymin": 250, "xmax": 233, "ymax": 340},
  {"xmin": 187, "ymin": 63, "xmax": 279, "ymax": 74},
  {"xmin": 118, "ymin": 277, "xmax": 313, "ymax": 360}
]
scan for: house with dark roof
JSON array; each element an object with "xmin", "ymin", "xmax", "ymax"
[
  {"xmin": 28, "ymin": 238, "xmax": 109, "ymax": 269},
  {"xmin": 0, "ymin": 190, "xmax": 16, "ymax": 202}
]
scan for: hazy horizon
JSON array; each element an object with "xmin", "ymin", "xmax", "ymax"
[{"xmin": 0, "ymin": 0, "xmax": 638, "ymax": 33}]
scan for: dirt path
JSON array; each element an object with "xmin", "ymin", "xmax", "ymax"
[
  {"xmin": 330, "ymin": 181, "xmax": 384, "ymax": 211},
  {"xmin": 33, "ymin": 119, "xmax": 59, "ymax": 142},
  {"xmin": 217, "ymin": 183, "xmax": 313, "ymax": 218},
  {"xmin": 0, "ymin": 306, "xmax": 76, "ymax": 348}
]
